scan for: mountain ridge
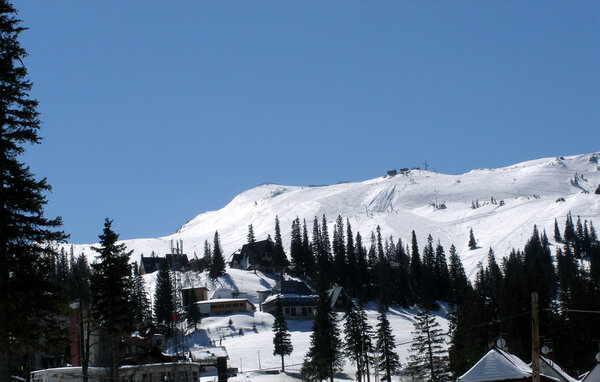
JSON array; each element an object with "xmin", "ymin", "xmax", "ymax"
[{"xmin": 70, "ymin": 152, "xmax": 600, "ymax": 278}]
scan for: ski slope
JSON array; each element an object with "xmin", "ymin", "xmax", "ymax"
[{"xmin": 73, "ymin": 152, "xmax": 600, "ymax": 278}]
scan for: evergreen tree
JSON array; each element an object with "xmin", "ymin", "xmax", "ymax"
[
  {"xmin": 0, "ymin": 2, "xmax": 69, "ymax": 377},
  {"xmin": 447, "ymin": 244, "xmax": 470, "ymax": 307},
  {"xmin": 523, "ymin": 225, "xmax": 557, "ymax": 310},
  {"xmin": 332, "ymin": 215, "xmax": 346, "ymax": 287},
  {"xmin": 420, "ymin": 234, "xmax": 436, "ymax": 309},
  {"xmin": 355, "ymin": 232, "xmax": 370, "ymax": 300},
  {"xmin": 186, "ymin": 288, "xmax": 201, "ymax": 331},
  {"xmin": 272, "ymin": 216, "xmax": 289, "ymax": 273},
  {"xmin": 406, "ymin": 310, "xmax": 449, "ymax": 382},
  {"xmin": 272, "ymin": 297, "xmax": 293, "ymax": 372},
  {"xmin": 343, "ymin": 299, "xmax": 373, "ymax": 382},
  {"xmin": 345, "ymin": 219, "xmax": 358, "ymax": 297},
  {"xmin": 153, "ymin": 260, "xmax": 174, "ymax": 335},
  {"xmin": 554, "ymin": 218, "xmax": 562, "ymax": 243},
  {"xmin": 393, "ymin": 238, "xmax": 411, "ymax": 307},
  {"xmin": 69, "ymin": 253, "xmax": 92, "ymax": 382},
  {"xmin": 433, "ymin": 241, "xmax": 450, "ymax": 301},
  {"xmin": 132, "ymin": 264, "xmax": 151, "ymax": 325},
  {"xmin": 247, "ymin": 223, "xmax": 256, "ymax": 245},
  {"xmin": 409, "ymin": 231, "xmax": 421, "ymax": 300},
  {"xmin": 484, "ymin": 248, "xmax": 502, "ymax": 310},
  {"xmin": 302, "ymin": 219, "xmax": 314, "ymax": 280},
  {"xmin": 468, "ymin": 228, "xmax": 477, "ymax": 250},
  {"xmin": 314, "ymin": 214, "xmax": 333, "ymax": 280},
  {"xmin": 209, "ymin": 231, "xmax": 226, "ymax": 279},
  {"xmin": 89, "ymin": 219, "xmax": 136, "ymax": 380},
  {"xmin": 321, "ymin": 214, "xmax": 332, "ymax": 262},
  {"xmin": 203, "ymin": 240, "xmax": 212, "ymax": 270},
  {"xmin": 301, "ymin": 272, "xmax": 342, "ymax": 382},
  {"xmin": 564, "ymin": 212, "xmax": 575, "ymax": 244},
  {"xmin": 375, "ymin": 302, "xmax": 400, "ymax": 382},
  {"xmin": 290, "ymin": 217, "xmax": 303, "ymax": 276}
]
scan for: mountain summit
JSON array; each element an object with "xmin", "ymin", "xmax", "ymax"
[{"xmin": 72, "ymin": 153, "xmax": 600, "ymax": 278}]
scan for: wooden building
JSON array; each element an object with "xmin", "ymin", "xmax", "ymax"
[
  {"xmin": 196, "ymin": 298, "xmax": 255, "ymax": 316},
  {"xmin": 181, "ymin": 286, "xmax": 208, "ymax": 307},
  {"xmin": 31, "ymin": 362, "xmax": 202, "ymax": 382},
  {"xmin": 228, "ymin": 239, "xmax": 277, "ymax": 274}
]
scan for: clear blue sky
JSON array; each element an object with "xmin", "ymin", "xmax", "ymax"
[{"xmin": 15, "ymin": 1, "xmax": 600, "ymax": 243}]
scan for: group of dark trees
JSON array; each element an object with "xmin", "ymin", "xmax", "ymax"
[
  {"xmin": 0, "ymin": 2, "xmax": 126, "ymax": 379},
  {"xmin": 449, "ymin": 214, "xmax": 600, "ymax": 379},
  {"xmin": 47, "ymin": 220, "xmax": 152, "ymax": 381},
  {"xmin": 261, "ymin": 211, "xmax": 598, "ymax": 380},
  {"xmin": 286, "ymin": 214, "xmax": 464, "ymax": 311},
  {"xmin": 300, "ymin": 272, "xmax": 405, "ymax": 382}
]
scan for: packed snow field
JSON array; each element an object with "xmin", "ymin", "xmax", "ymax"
[
  {"xmin": 73, "ymin": 153, "xmax": 600, "ymax": 279},
  {"xmin": 121, "ymin": 153, "xmax": 599, "ymax": 381},
  {"xmin": 143, "ymin": 269, "xmax": 449, "ymax": 382}
]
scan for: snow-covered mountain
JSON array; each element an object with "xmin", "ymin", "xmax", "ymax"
[{"xmin": 72, "ymin": 153, "xmax": 600, "ymax": 278}]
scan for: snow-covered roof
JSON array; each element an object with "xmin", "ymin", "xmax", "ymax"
[
  {"xmin": 583, "ymin": 363, "xmax": 600, "ymax": 382},
  {"xmin": 189, "ymin": 346, "xmax": 229, "ymax": 363},
  {"xmin": 459, "ymin": 348, "xmax": 545, "ymax": 382},
  {"xmin": 196, "ymin": 298, "xmax": 254, "ymax": 306},
  {"xmin": 262, "ymin": 293, "xmax": 318, "ymax": 306},
  {"xmin": 539, "ymin": 356, "xmax": 579, "ymax": 382},
  {"xmin": 181, "ymin": 285, "xmax": 208, "ymax": 291}
]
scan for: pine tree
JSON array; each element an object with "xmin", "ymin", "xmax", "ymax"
[
  {"xmin": 0, "ymin": 2, "xmax": 69, "ymax": 378},
  {"xmin": 433, "ymin": 241, "xmax": 450, "ymax": 301},
  {"xmin": 332, "ymin": 215, "xmax": 346, "ymax": 287},
  {"xmin": 420, "ymin": 234, "xmax": 436, "ymax": 309},
  {"xmin": 345, "ymin": 219, "xmax": 358, "ymax": 297},
  {"xmin": 355, "ymin": 232, "xmax": 370, "ymax": 300},
  {"xmin": 564, "ymin": 212, "xmax": 575, "ymax": 244},
  {"xmin": 409, "ymin": 231, "xmax": 421, "ymax": 300},
  {"xmin": 468, "ymin": 228, "xmax": 477, "ymax": 250},
  {"xmin": 375, "ymin": 303, "xmax": 400, "ymax": 382},
  {"xmin": 343, "ymin": 299, "xmax": 373, "ymax": 382},
  {"xmin": 154, "ymin": 260, "xmax": 174, "ymax": 336},
  {"xmin": 272, "ymin": 216, "xmax": 289, "ymax": 273},
  {"xmin": 406, "ymin": 310, "xmax": 449, "ymax": 382},
  {"xmin": 301, "ymin": 219, "xmax": 313, "ymax": 279},
  {"xmin": 554, "ymin": 218, "xmax": 562, "ymax": 243},
  {"xmin": 290, "ymin": 217, "xmax": 304, "ymax": 276},
  {"xmin": 301, "ymin": 272, "xmax": 342, "ymax": 382},
  {"xmin": 89, "ymin": 218, "xmax": 137, "ymax": 380},
  {"xmin": 186, "ymin": 289, "xmax": 201, "ymax": 331},
  {"xmin": 203, "ymin": 240, "xmax": 212, "ymax": 270},
  {"xmin": 272, "ymin": 297, "xmax": 293, "ymax": 372},
  {"xmin": 132, "ymin": 264, "xmax": 151, "ymax": 325},
  {"xmin": 209, "ymin": 231, "xmax": 226, "ymax": 279},
  {"xmin": 448, "ymin": 244, "xmax": 470, "ymax": 307},
  {"xmin": 69, "ymin": 253, "xmax": 92, "ymax": 382},
  {"xmin": 247, "ymin": 223, "xmax": 256, "ymax": 245}
]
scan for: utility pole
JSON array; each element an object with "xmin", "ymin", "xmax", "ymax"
[{"xmin": 532, "ymin": 292, "xmax": 540, "ymax": 382}]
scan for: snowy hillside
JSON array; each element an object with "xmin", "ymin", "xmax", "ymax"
[
  {"xmin": 142, "ymin": 268, "xmax": 450, "ymax": 381},
  {"xmin": 72, "ymin": 153, "xmax": 600, "ymax": 278}
]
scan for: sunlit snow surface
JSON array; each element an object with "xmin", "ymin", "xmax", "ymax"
[
  {"xmin": 144, "ymin": 268, "xmax": 450, "ymax": 382},
  {"xmin": 74, "ymin": 153, "xmax": 600, "ymax": 280}
]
